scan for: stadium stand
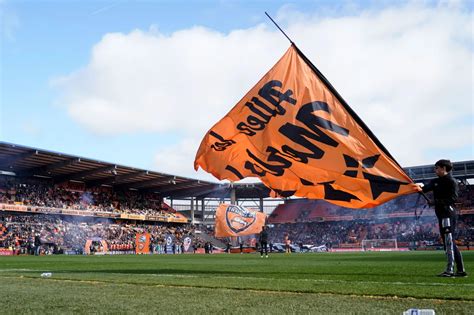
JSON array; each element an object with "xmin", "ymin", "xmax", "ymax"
[
  {"xmin": 268, "ymin": 201, "xmax": 301, "ymax": 223},
  {"xmin": 0, "ymin": 176, "xmax": 188, "ymax": 221},
  {"xmin": 0, "ymin": 175, "xmax": 212, "ymax": 255}
]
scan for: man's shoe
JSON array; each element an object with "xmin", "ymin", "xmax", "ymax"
[
  {"xmin": 265, "ymin": 255, "xmax": 268, "ymax": 258},
  {"xmin": 260, "ymin": 255, "xmax": 263, "ymax": 258},
  {"xmin": 437, "ymin": 271, "xmax": 455, "ymax": 277},
  {"xmin": 455, "ymin": 271, "xmax": 468, "ymax": 277}
]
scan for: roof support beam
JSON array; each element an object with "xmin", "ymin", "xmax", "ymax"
[
  {"xmin": 167, "ymin": 184, "xmax": 225, "ymax": 199},
  {"xmin": 0, "ymin": 150, "xmax": 39, "ymax": 169},
  {"xmin": 119, "ymin": 177, "xmax": 172, "ymax": 189},
  {"xmin": 86, "ymin": 170, "xmax": 148, "ymax": 187},
  {"xmin": 143, "ymin": 181, "xmax": 199, "ymax": 194},
  {"xmin": 53, "ymin": 165, "xmax": 116, "ymax": 183},
  {"xmin": 17, "ymin": 158, "xmax": 81, "ymax": 177}
]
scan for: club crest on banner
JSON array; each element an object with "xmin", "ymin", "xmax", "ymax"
[
  {"xmin": 138, "ymin": 235, "xmax": 147, "ymax": 250},
  {"xmin": 214, "ymin": 204, "xmax": 266, "ymax": 237},
  {"xmin": 225, "ymin": 205, "xmax": 257, "ymax": 234},
  {"xmin": 183, "ymin": 236, "xmax": 192, "ymax": 252}
]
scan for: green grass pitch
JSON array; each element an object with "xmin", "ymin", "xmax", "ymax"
[{"xmin": 0, "ymin": 251, "xmax": 472, "ymax": 314}]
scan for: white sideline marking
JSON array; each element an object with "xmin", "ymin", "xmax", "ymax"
[
  {"xmin": 148, "ymin": 273, "xmax": 474, "ymax": 287},
  {"xmin": 1, "ymin": 269, "xmax": 471, "ymax": 288}
]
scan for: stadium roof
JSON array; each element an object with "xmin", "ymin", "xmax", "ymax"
[
  {"xmin": 0, "ymin": 141, "xmax": 269, "ymax": 199},
  {"xmin": 0, "ymin": 141, "xmax": 472, "ymax": 199}
]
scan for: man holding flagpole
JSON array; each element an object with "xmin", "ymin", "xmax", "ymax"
[{"xmin": 422, "ymin": 159, "xmax": 467, "ymax": 277}]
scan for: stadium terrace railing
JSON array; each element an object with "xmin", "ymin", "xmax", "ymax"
[{"xmin": 0, "ymin": 203, "xmax": 188, "ymax": 223}]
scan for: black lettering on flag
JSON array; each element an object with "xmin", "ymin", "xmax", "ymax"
[
  {"xmin": 210, "ymin": 131, "xmax": 236, "ymax": 151},
  {"xmin": 237, "ymin": 80, "xmax": 297, "ymax": 137},
  {"xmin": 244, "ymin": 160, "xmax": 267, "ymax": 177},
  {"xmin": 244, "ymin": 100, "xmax": 272, "ymax": 126},
  {"xmin": 245, "ymin": 147, "xmax": 292, "ymax": 177},
  {"xmin": 258, "ymin": 80, "xmax": 297, "ymax": 113},
  {"xmin": 278, "ymin": 102, "xmax": 349, "ymax": 162},
  {"xmin": 343, "ymin": 154, "xmax": 359, "ymax": 167},
  {"xmin": 271, "ymin": 188, "xmax": 296, "ymax": 198},
  {"xmin": 236, "ymin": 122, "xmax": 258, "ymax": 136},
  {"xmin": 343, "ymin": 170, "xmax": 358, "ymax": 178},
  {"xmin": 225, "ymin": 165, "xmax": 244, "ymax": 180},
  {"xmin": 300, "ymin": 178, "xmax": 314, "ymax": 186},
  {"xmin": 279, "ymin": 125, "xmax": 326, "ymax": 161},
  {"xmin": 296, "ymin": 102, "xmax": 349, "ymax": 138},
  {"xmin": 249, "ymin": 96, "xmax": 282, "ymax": 117},
  {"xmin": 343, "ymin": 154, "xmax": 360, "ymax": 178},
  {"xmin": 362, "ymin": 172, "xmax": 407, "ymax": 199},
  {"xmin": 320, "ymin": 181, "xmax": 361, "ymax": 202},
  {"xmin": 362, "ymin": 155, "xmax": 380, "ymax": 168},
  {"xmin": 343, "ymin": 154, "xmax": 381, "ymax": 178}
]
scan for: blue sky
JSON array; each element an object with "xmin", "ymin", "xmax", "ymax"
[{"xmin": 1, "ymin": 0, "xmax": 473, "ymax": 182}]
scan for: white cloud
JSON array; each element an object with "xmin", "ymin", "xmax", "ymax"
[
  {"xmin": 21, "ymin": 120, "xmax": 42, "ymax": 137},
  {"xmin": 53, "ymin": 25, "xmax": 285, "ymax": 137},
  {"xmin": 153, "ymin": 136, "xmax": 260, "ymax": 183},
  {"xmin": 54, "ymin": 2, "xmax": 473, "ymax": 180},
  {"xmin": 153, "ymin": 136, "xmax": 217, "ymax": 182}
]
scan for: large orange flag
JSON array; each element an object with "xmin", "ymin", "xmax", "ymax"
[
  {"xmin": 195, "ymin": 45, "xmax": 420, "ymax": 208},
  {"xmin": 215, "ymin": 204, "xmax": 266, "ymax": 237}
]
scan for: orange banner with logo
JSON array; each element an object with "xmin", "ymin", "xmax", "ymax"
[
  {"xmin": 135, "ymin": 233, "xmax": 150, "ymax": 254},
  {"xmin": 195, "ymin": 45, "xmax": 420, "ymax": 208},
  {"xmin": 215, "ymin": 204, "xmax": 266, "ymax": 237}
]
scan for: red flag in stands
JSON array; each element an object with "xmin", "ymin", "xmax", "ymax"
[
  {"xmin": 195, "ymin": 45, "xmax": 420, "ymax": 208},
  {"xmin": 215, "ymin": 204, "xmax": 266, "ymax": 237}
]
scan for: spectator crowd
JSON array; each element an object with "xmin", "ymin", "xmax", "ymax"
[
  {"xmin": 0, "ymin": 176, "xmax": 185, "ymax": 220},
  {"xmin": 0, "ymin": 213, "xmax": 203, "ymax": 255},
  {"xmin": 267, "ymin": 216, "xmax": 473, "ymax": 249},
  {"xmin": 0, "ymin": 175, "xmax": 472, "ymax": 254}
]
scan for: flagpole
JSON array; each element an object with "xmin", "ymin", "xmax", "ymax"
[{"xmin": 265, "ymin": 12, "xmax": 293, "ymax": 44}]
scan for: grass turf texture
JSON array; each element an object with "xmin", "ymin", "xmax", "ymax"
[{"xmin": 0, "ymin": 251, "xmax": 472, "ymax": 314}]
